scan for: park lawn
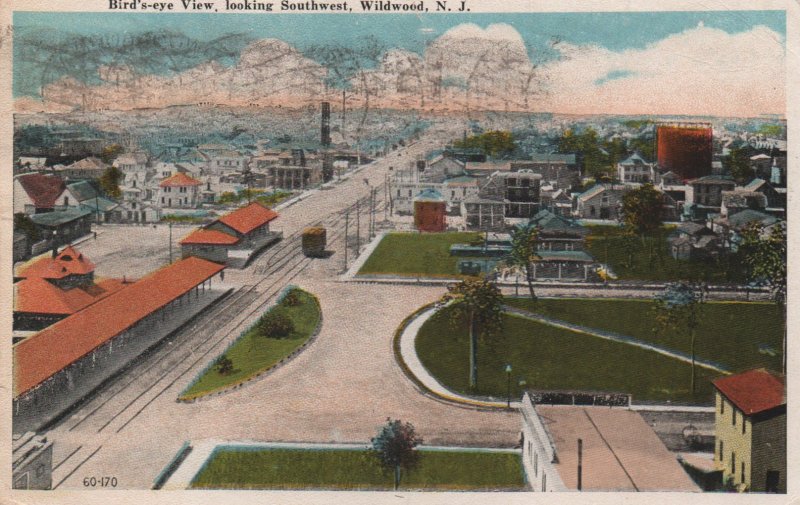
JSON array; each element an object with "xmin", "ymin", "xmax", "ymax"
[
  {"xmin": 504, "ymin": 298, "xmax": 783, "ymax": 373},
  {"xmin": 585, "ymin": 225, "xmax": 746, "ymax": 283},
  {"xmin": 416, "ymin": 310, "xmax": 721, "ymax": 405},
  {"xmin": 358, "ymin": 231, "xmax": 483, "ymax": 277},
  {"xmin": 190, "ymin": 447, "xmax": 525, "ymax": 491},
  {"xmin": 180, "ymin": 289, "xmax": 321, "ymax": 400}
]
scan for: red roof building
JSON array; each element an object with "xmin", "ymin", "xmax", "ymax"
[
  {"xmin": 713, "ymin": 368, "xmax": 785, "ymax": 416},
  {"xmin": 159, "ymin": 172, "xmax": 202, "ymax": 188},
  {"xmin": 16, "ymin": 246, "xmax": 95, "ymax": 281},
  {"xmin": 180, "ymin": 229, "xmax": 241, "ymax": 246},
  {"xmin": 216, "ymin": 202, "xmax": 279, "ymax": 235},
  {"xmin": 14, "ymin": 277, "xmax": 128, "ymax": 316},
  {"xmin": 13, "ymin": 173, "xmax": 68, "ymax": 214},
  {"xmin": 13, "ymin": 256, "xmax": 225, "ymax": 397}
]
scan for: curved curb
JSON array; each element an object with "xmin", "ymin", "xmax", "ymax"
[
  {"xmin": 177, "ymin": 292, "xmax": 323, "ymax": 403},
  {"xmin": 394, "ymin": 303, "xmax": 521, "ymax": 411}
]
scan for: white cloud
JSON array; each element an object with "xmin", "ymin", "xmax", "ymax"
[{"xmin": 538, "ymin": 24, "xmax": 785, "ymax": 117}]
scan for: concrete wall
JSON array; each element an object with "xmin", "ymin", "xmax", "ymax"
[
  {"xmin": 13, "ymin": 283, "xmax": 225, "ymax": 434},
  {"xmin": 520, "ymin": 394, "xmax": 567, "ymax": 492},
  {"xmin": 749, "ymin": 411, "xmax": 786, "ymax": 492}
]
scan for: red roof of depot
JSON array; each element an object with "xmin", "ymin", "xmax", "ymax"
[
  {"xmin": 14, "ymin": 277, "xmax": 128, "ymax": 315},
  {"xmin": 16, "ymin": 246, "xmax": 95, "ymax": 280},
  {"xmin": 17, "ymin": 173, "xmax": 66, "ymax": 208},
  {"xmin": 180, "ymin": 229, "xmax": 240, "ymax": 245},
  {"xmin": 217, "ymin": 202, "xmax": 278, "ymax": 235},
  {"xmin": 159, "ymin": 172, "xmax": 202, "ymax": 187},
  {"xmin": 713, "ymin": 369, "xmax": 785, "ymax": 415},
  {"xmin": 13, "ymin": 257, "xmax": 224, "ymax": 397}
]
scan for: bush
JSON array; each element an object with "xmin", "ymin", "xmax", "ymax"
[
  {"xmin": 258, "ymin": 311, "xmax": 295, "ymax": 338},
  {"xmin": 282, "ymin": 290, "xmax": 301, "ymax": 307},
  {"xmin": 215, "ymin": 354, "xmax": 234, "ymax": 376}
]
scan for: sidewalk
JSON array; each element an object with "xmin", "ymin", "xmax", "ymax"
[{"xmin": 397, "ymin": 306, "xmax": 522, "ymax": 410}]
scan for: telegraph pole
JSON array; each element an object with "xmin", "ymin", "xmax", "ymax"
[
  {"xmin": 577, "ymin": 438, "xmax": 583, "ymax": 491},
  {"xmin": 169, "ymin": 221, "xmax": 173, "ymax": 264},
  {"xmin": 384, "ymin": 174, "xmax": 389, "ymax": 221},
  {"xmin": 355, "ymin": 199, "xmax": 361, "ymax": 252},
  {"xmin": 344, "ymin": 210, "xmax": 349, "ymax": 271}
]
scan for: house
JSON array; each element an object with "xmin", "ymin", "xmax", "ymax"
[
  {"xmin": 713, "ymin": 369, "xmax": 785, "ymax": 493},
  {"xmin": 199, "ymin": 144, "xmax": 247, "ymax": 175},
  {"xmin": 29, "ymin": 208, "xmax": 93, "ymax": 247},
  {"xmin": 158, "ymin": 172, "xmax": 202, "ymax": 209},
  {"xmin": 268, "ymin": 163, "xmax": 323, "ymax": 190},
  {"xmin": 742, "ymin": 179, "xmax": 785, "ymax": 212},
  {"xmin": 520, "ymin": 392, "xmax": 699, "ymax": 492},
  {"xmin": 462, "ymin": 194, "xmax": 507, "ymax": 231},
  {"xmin": 667, "ymin": 222, "xmax": 720, "ymax": 260},
  {"xmin": 575, "ymin": 184, "xmax": 627, "ymax": 220},
  {"xmin": 617, "ymin": 152, "xmax": 656, "ymax": 184},
  {"xmin": 14, "ymin": 246, "xmax": 128, "ymax": 331},
  {"xmin": 720, "ymin": 191, "xmax": 768, "ymax": 218},
  {"xmin": 749, "ymin": 154, "xmax": 772, "ymax": 178},
  {"xmin": 13, "ymin": 174, "xmax": 69, "ymax": 215},
  {"xmin": 511, "ymin": 153, "xmax": 579, "ymax": 190},
  {"xmin": 464, "ymin": 160, "xmax": 511, "ymax": 178},
  {"xmin": 12, "ymin": 432, "xmax": 53, "ymax": 490},
  {"xmin": 478, "ymin": 171, "xmax": 542, "ymax": 219},
  {"xmin": 55, "ymin": 156, "xmax": 108, "ymax": 180},
  {"xmin": 442, "ymin": 176, "xmax": 480, "ymax": 215},
  {"xmin": 711, "ymin": 210, "xmax": 781, "ymax": 252},
  {"xmin": 66, "ymin": 181, "xmax": 120, "ymax": 223},
  {"xmin": 540, "ymin": 187, "xmax": 574, "ymax": 218},
  {"xmin": 424, "ymin": 155, "xmax": 466, "ymax": 182},
  {"xmin": 180, "ymin": 202, "xmax": 282, "ymax": 268},
  {"xmin": 689, "ymin": 176, "xmax": 736, "ymax": 208}
]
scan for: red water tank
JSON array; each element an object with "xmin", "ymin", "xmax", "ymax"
[
  {"xmin": 657, "ymin": 125, "xmax": 713, "ymax": 181},
  {"xmin": 414, "ymin": 200, "xmax": 446, "ymax": 232}
]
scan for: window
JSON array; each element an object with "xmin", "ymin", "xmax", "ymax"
[
  {"xmin": 741, "ymin": 462, "xmax": 746, "ymax": 483},
  {"xmin": 408, "ymin": 190, "xmax": 412, "ymax": 197},
  {"xmin": 720, "ymin": 398, "xmax": 725, "ymax": 414},
  {"xmin": 733, "ymin": 409, "xmax": 736, "ymax": 426},
  {"xmin": 719, "ymin": 440, "xmax": 724, "ymax": 460},
  {"xmin": 731, "ymin": 452, "xmax": 736, "ymax": 473},
  {"xmin": 64, "ymin": 196, "xmax": 69, "ymax": 206}
]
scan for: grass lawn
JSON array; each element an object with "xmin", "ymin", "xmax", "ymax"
[
  {"xmin": 585, "ymin": 225, "xmax": 746, "ymax": 283},
  {"xmin": 503, "ymin": 298, "xmax": 783, "ymax": 373},
  {"xmin": 416, "ymin": 309, "xmax": 723, "ymax": 405},
  {"xmin": 179, "ymin": 288, "xmax": 321, "ymax": 401},
  {"xmin": 190, "ymin": 447, "xmax": 525, "ymax": 490},
  {"xmin": 358, "ymin": 231, "xmax": 483, "ymax": 277}
]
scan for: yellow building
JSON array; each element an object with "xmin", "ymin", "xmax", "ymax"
[{"xmin": 713, "ymin": 369, "xmax": 785, "ymax": 493}]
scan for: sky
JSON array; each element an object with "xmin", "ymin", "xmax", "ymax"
[{"xmin": 12, "ymin": 10, "xmax": 787, "ymax": 116}]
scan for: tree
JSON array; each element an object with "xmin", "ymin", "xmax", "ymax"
[
  {"xmin": 99, "ymin": 166, "xmax": 123, "ymax": 199},
  {"xmin": 258, "ymin": 311, "xmax": 294, "ymax": 338},
  {"xmin": 440, "ymin": 278, "xmax": 504, "ymax": 389},
  {"xmin": 371, "ymin": 418, "xmax": 422, "ymax": 490},
  {"xmin": 100, "ymin": 144, "xmax": 124, "ymax": 164},
  {"xmin": 503, "ymin": 225, "xmax": 540, "ymax": 301},
  {"xmin": 654, "ymin": 282, "xmax": 704, "ymax": 395},
  {"xmin": 214, "ymin": 354, "xmax": 234, "ymax": 376},
  {"xmin": 724, "ymin": 146, "xmax": 754, "ymax": 184},
  {"xmin": 620, "ymin": 183, "xmax": 665, "ymax": 240},
  {"xmin": 739, "ymin": 221, "xmax": 786, "ymax": 373},
  {"xmin": 453, "ymin": 130, "xmax": 515, "ymax": 158},
  {"xmin": 14, "ymin": 213, "xmax": 40, "ymax": 242}
]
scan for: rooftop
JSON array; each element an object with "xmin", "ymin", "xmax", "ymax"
[
  {"xmin": 29, "ymin": 208, "xmax": 92, "ymax": 227},
  {"xmin": 14, "ymin": 277, "xmax": 128, "ymax": 316},
  {"xmin": 13, "ymin": 257, "xmax": 225, "ymax": 397},
  {"xmin": 16, "ymin": 246, "xmax": 95, "ymax": 280},
  {"xmin": 535, "ymin": 405, "xmax": 700, "ymax": 492},
  {"xmin": 16, "ymin": 173, "xmax": 66, "ymax": 208},
  {"xmin": 160, "ymin": 172, "xmax": 202, "ymax": 188},
  {"xmin": 217, "ymin": 202, "xmax": 278, "ymax": 235},
  {"xmin": 180, "ymin": 228, "xmax": 240, "ymax": 246},
  {"xmin": 713, "ymin": 369, "xmax": 785, "ymax": 416}
]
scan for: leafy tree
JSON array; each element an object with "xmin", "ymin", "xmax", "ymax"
[
  {"xmin": 620, "ymin": 183, "xmax": 665, "ymax": 239},
  {"xmin": 441, "ymin": 278, "xmax": 504, "ymax": 389},
  {"xmin": 14, "ymin": 213, "xmax": 40, "ymax": 242},
  {"xmin": 99, "ymin": 144, "xmax": 124, "ymax": 164},
  {"xmin": 281, "ymin": 290, "xmax": 301, "ymax": 307},
  {"xmin": 654, "ymin": 282, "xmax": 704, "ymax": 395},
  {"xmin": 724, "ymin": 146, "xmax": 754, "ymax": 184},
  {"xmin": 453, "ymin": 130, "xmax": 515, "ymax": 158},
  {"xmin": 739, "ymin": 221, "xmax": 786, "ymax": 373},
  {"xmin": 503, "ymin": 225, "xmax": 540, "ymax": 301},
  {"xmin": 99, "ymin": 166, "xmax": 123, "ymax": 199},
  {"xmin": 214, "ymin": 354, "xmax": 234, "ymax": 376},
  {"xmin": 558, "ymin": 127, "xmax": 610, "ymax": 178},
  {"xmin": 258, "ymin": 311, "xmax": 295, "ymax": 338},
  {"xmin": 371, "ymin": 418, "xmax": 423, "ymax": 490}
]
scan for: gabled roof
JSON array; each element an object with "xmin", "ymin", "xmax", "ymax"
[
  {"xmin": 743, "ymin": 178, "xmax": 767, "ymax": 192},
  {"xmin": 414, "ymin": 188, "xmax": 444, "ymax": 202},
  {"xmin": 619, "ymin": 152, "xmax": 650, "ymax": 166},
  {"xmin": 65, "ymin": 156, "xmax": 107, "ymax": 171},
  {"xmin": 529, "ymin": 153, "xmax": 576, "ymax": 164},
  {"xmin": 14, "ymin": 277, "xmax": 128, "ymax": 316},
  {"xmin": 29, "ymin": 208, "xmax": 92, "ymax": 227},
  {"xmin": 16, "ymin": 174, "xmax": 66, "ymax": 208},
  {"xmin": 13, "ymin": 257, "xmax": 225, "ymax": 397},
  {"xmin": 180, "ymin": 229, "xmax": 240, "ymax": 246},
  {"xmin": 713, "ymin": 369, "xmax": 785, "ymax": 416},
  {"xmin": 725, "ymin": 209, "xmax": 779, "ymax": 230},
  {"xmin": 67, "ymin": 180, "xmax": 101, "ymax": 202},
  {"xmin": 216, "ymin": 202, "xmax": 278, "ymax": 235},
  {"xmin": 159, "ymin": 172, "xmax": 202, "ymax": 188},
  {"xmin": 689, "ymin": 175, "xmax": 736, "ymax": 185},
  {"xmin": 530, "ymin": 209, "xmax": 587, "ymax": 235},
  {"xmin": 16, "ymin": 245, "xmax": 96, "ymax": 280},
  {"xmin": 577, "ymin": 184, "xmax": 606, "ymax": 202}
]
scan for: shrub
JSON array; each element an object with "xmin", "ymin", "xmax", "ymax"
[
  {"xmin": 215, "ymin": 354, "xmax": 234, "ymax": 376},
  {"xmin": 282, "ymin": 290, "xmax": 301, "ymax": 307},
  {"xmin": 258, "ymin": 311, "xmax": 294, "ymax": 338}
]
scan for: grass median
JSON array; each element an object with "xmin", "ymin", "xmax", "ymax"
[
  {"xmin": 190, "ymin": 447, "xmax": 525, "ymax": 490},
  {"xmin": 179, "ymin": 288, "xmax": 321, "ymax": 401},
  {"xmin": 357, "ymin": 231, "xmax": 483, "ymax": 277}
]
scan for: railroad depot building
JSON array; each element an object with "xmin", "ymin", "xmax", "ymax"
[
  {"xmin": 520, "ymin": 392, "xmax": 699, "ymax": 492},
  {"xmin": 13, "ymin": 246, "xmax": 129, "ymax": 332},
  {"xmin": 713, "ymin": 369, "xmax": 786, "ymax": 493},
  {"xmin": 12, "ymin": 257, "xmax": 227, "ymax": 434},
  {"xmin": 179, "ymin": 202, "xmax": 282, "ymax": 268}
]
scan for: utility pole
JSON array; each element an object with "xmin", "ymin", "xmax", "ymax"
[
  {"xmin": 356, "ymin": 199, "xmax": 361, "ymax": 253},
  {"xmin": 169, "ymin": 221, "xmax": 173, "ymax": 264},
  {"xmin": 369, "ymin": 188, "xmax": 375, "ymax": 239},
  {"xmin": 384, "ymin": 174, "xmax": 389, "ymax": 221},
  {"xmin": 577, "ymin": 438, "xmax": 583, "ymax": 491},
  {"xmin": 344, "ymin": 210, "xmax": 349, "ymax": 272}
]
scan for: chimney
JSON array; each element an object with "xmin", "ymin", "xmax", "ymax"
[{"xmin": 51, "ymin": 231, "xmax": 59, "ymax": 259}]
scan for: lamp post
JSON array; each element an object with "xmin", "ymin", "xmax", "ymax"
[{"xmin": 505, "ymin": 364, "xmax": 513, "ymax": 408}]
